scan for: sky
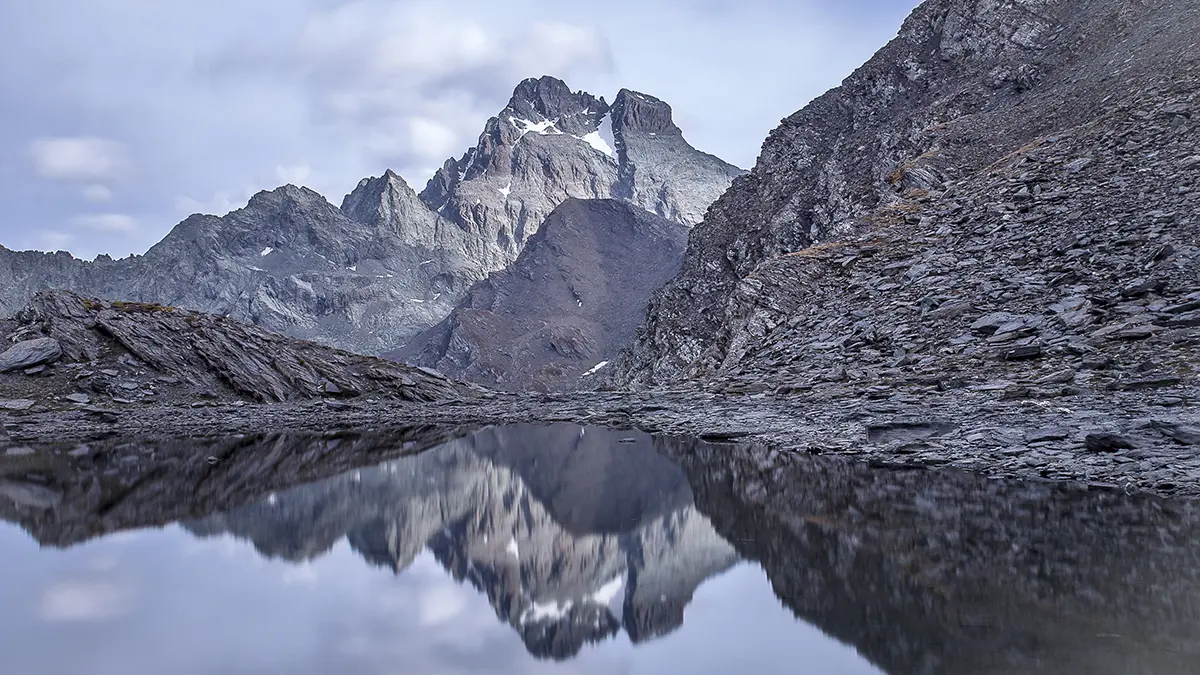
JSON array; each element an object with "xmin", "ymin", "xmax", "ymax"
[{"xmin": 0, "ymin": 0, "xmax": 921, "ymax": 260}]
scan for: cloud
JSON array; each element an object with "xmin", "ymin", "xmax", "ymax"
[
  {"xmin": 81, "ymin": 184, "xmax": 114, "ymax": 202},
  {"xmin": 27, "ymin": 137, "xmax": 130, "ymax": 181},
  {"xmin": 38, "ymin": 581, "xmax": 134, "ymax": 622},
  {"xmin": 416, "ymin": 579, "xmax": 469, "ymax": 627},
  {"xmin": 73, "ymin": 213, "xmax": 138, "ymax": 233},
  {"xmin": 407, "ymin": 118, "xmax": 459, "ymax": 161},
  {"xmin": 34, "ymin": 231, "xmax": 75, "ymax": 251},
  {"xmin": 275, "ymin": 163, "xmax": 311, "ymax": 184},
  {"xmin": 204, "ymin": 2, "xmax": 613, "ymax": 176}
]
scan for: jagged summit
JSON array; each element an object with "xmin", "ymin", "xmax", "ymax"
[
  {"xmin": 417, "ymin": 75, "xmax": 744, "ymax": 265},
  {"xmin": 504, "ymin": 75, "xmax": 609, "ymax": 137}
]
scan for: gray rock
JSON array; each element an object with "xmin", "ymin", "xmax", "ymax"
[
  {"xmin": 1085, "ymin": 433, "xmax": 1137, "ymax": 453},
  {"xmin": 611, "ymin": 0, "xmax": 1200, "ymax": 393},
  {"xmin": 0, "ymin": 337, "xmax": 62, "ymax": 373},
  {"xmin": 64, "ymin": 393, "xmax": 91, "ymax": 405},
  {"xmin": 1000, "ymin": 345, "xmax": 1043, "ymax": 361},
  {"xmin": 0, "ymin": 399, "xmax": 35, "ymax": 411},
  {"xmin": 1026, "ymin": 428, "xmax": 1070, "ymax": 443}
]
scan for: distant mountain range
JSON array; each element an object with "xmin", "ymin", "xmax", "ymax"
[{"xmin": 0, "ymin": 77, "xmax": 742, "ymax": 358}]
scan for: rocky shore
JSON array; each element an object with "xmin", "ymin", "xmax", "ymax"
[{"xmin": 3, "ymin": 383, "xmax": 1198, "ymax": 499}]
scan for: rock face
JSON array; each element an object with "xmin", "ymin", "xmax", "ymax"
[
  {"xmin": 1, "ymin": 185, "xmax": 478, "ymax": 356},
  {"xmin": 0, "ymin": 77, "xmax": 742, "ymax": 358},
  {"xmin": 612, "ymin": 0, "xmax": 1200, "ymax": 387},
  {"xmin": 395, "ymin": 199, "xmax": 689, "ymax": 391},
  {"xmin": 0, "ymin": 290, "xmax": 474, "ymax": 404}
]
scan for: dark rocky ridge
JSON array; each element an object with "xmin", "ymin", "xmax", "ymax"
[
  {"xmin": 395, "ymin": 199, "xmax": 689, "ymax": 391},
  {"xmin": 0, "ymin": 77, "xmax": 742, "ymax": 357},
  {"xmin": 0, "ymin": 290, "xmax": 474, "ymax": 405},
  {"xmin": 614, "ymin": 0, "xmax": 1200, "ymax": 387},
  {"xmin": 674, "ymin": 77, "xmax": 1199, "ymax": 401}
]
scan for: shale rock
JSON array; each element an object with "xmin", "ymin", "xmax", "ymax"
[
  {"xmin": 0, "ymin": 290, "xmax": 477, "ymax": 404},
  {"xmin": 0, "ymin": 338, "xmax": 62, "ymax": 373}
]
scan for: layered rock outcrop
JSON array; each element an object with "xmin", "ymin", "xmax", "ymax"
[{"xmin": 0, "ymin": 290, "xmax": 473, "ymax": 404}]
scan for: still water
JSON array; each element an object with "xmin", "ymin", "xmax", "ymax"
[{"xmin": 1, "ymin": 423, "xmax": 1198, "ymax": 674}]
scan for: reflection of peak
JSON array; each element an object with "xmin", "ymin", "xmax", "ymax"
[{"xmin": 183, "ymin": 424, "xmax": 739, "ymax": 659}]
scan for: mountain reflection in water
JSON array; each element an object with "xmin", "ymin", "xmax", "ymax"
[{"xmin": 1, "ymin": 423, "xmax": 1199, "ymax": 674}]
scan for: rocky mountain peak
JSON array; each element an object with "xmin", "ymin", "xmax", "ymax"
[
  {"xmin": 504, "ymin": 75, "xmax": 609, "ymax": 137},
  {"xmin": 339, "ymin": 168, "xmax": 443, "ymax": 245},
  {"xmin": 1, "ymin": 74, "xmax": 742, "ymax": 359},
  {"xmin": 415, "ymin": 75, "xmax": 743, "ymax": 271},
  {"xmin": 243, "ymin": 184, "xmax": 327, "ymax": 213},
  {"xmin": 611, "ymin": 89, "xmax": 681, "ymax": 137}
]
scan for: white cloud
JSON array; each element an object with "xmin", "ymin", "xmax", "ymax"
[
  {"xmin": 275, "ymin": 163, "xmax": 311, "ymax": 184},
  {"xmin": 38, "ymin": 581, "xmax": 134, "ymax": 622},
  {"xmin": 407, "ymin": 118, "xmax": 459, "ymax": 161},
  {"xmin": 73, "ymin": 213, "xmax": 138, "ymax": 233},
  {"xmin": 35, "ymin": 231, "xmax": 75, "ymax": 251},
  {"xmin": 416, "ymin": 581, "xmax": 469, "ymax": 627},
  {"xmin": 27, "ymin": 137, "xmax": 130, "ymax": 181},
  {"xmin": 81, "ymin": 184, "xmax": 113, "ymax": 202},
  {"xmin": 175, "ymin": 187, "xmax": 260, "ymax": 216}
]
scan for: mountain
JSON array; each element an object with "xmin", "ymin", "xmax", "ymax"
[
  {"xmin": 0, "ymin": 77, "xmax": 741, "ymax": 357},
  {"xmin": 611, "ymin": 0, "xmax": 1200, "ymax": 392},
  {"xmin": 0, "ymin": 184, "xmax": 479, "ymax": 355},
  {"xmin": 184, "ymin": 424, "xmax": 738, "ymax": 660},
  {"xmin": 394, "ymin": 199, "xmax": 689, "ymax": 391},
  {"xmin": 419, "ymin": 77, "xmax": 743, "ymax": 262}
]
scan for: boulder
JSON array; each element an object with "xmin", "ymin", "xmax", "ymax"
[{"xmin": 0, "ymin": 338, "xmax": 62, "ymax": 373}]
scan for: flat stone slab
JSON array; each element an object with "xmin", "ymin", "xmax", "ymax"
[{"xmin": 0, "ymin": 399, "xmax": 36, "ymax": 411}]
